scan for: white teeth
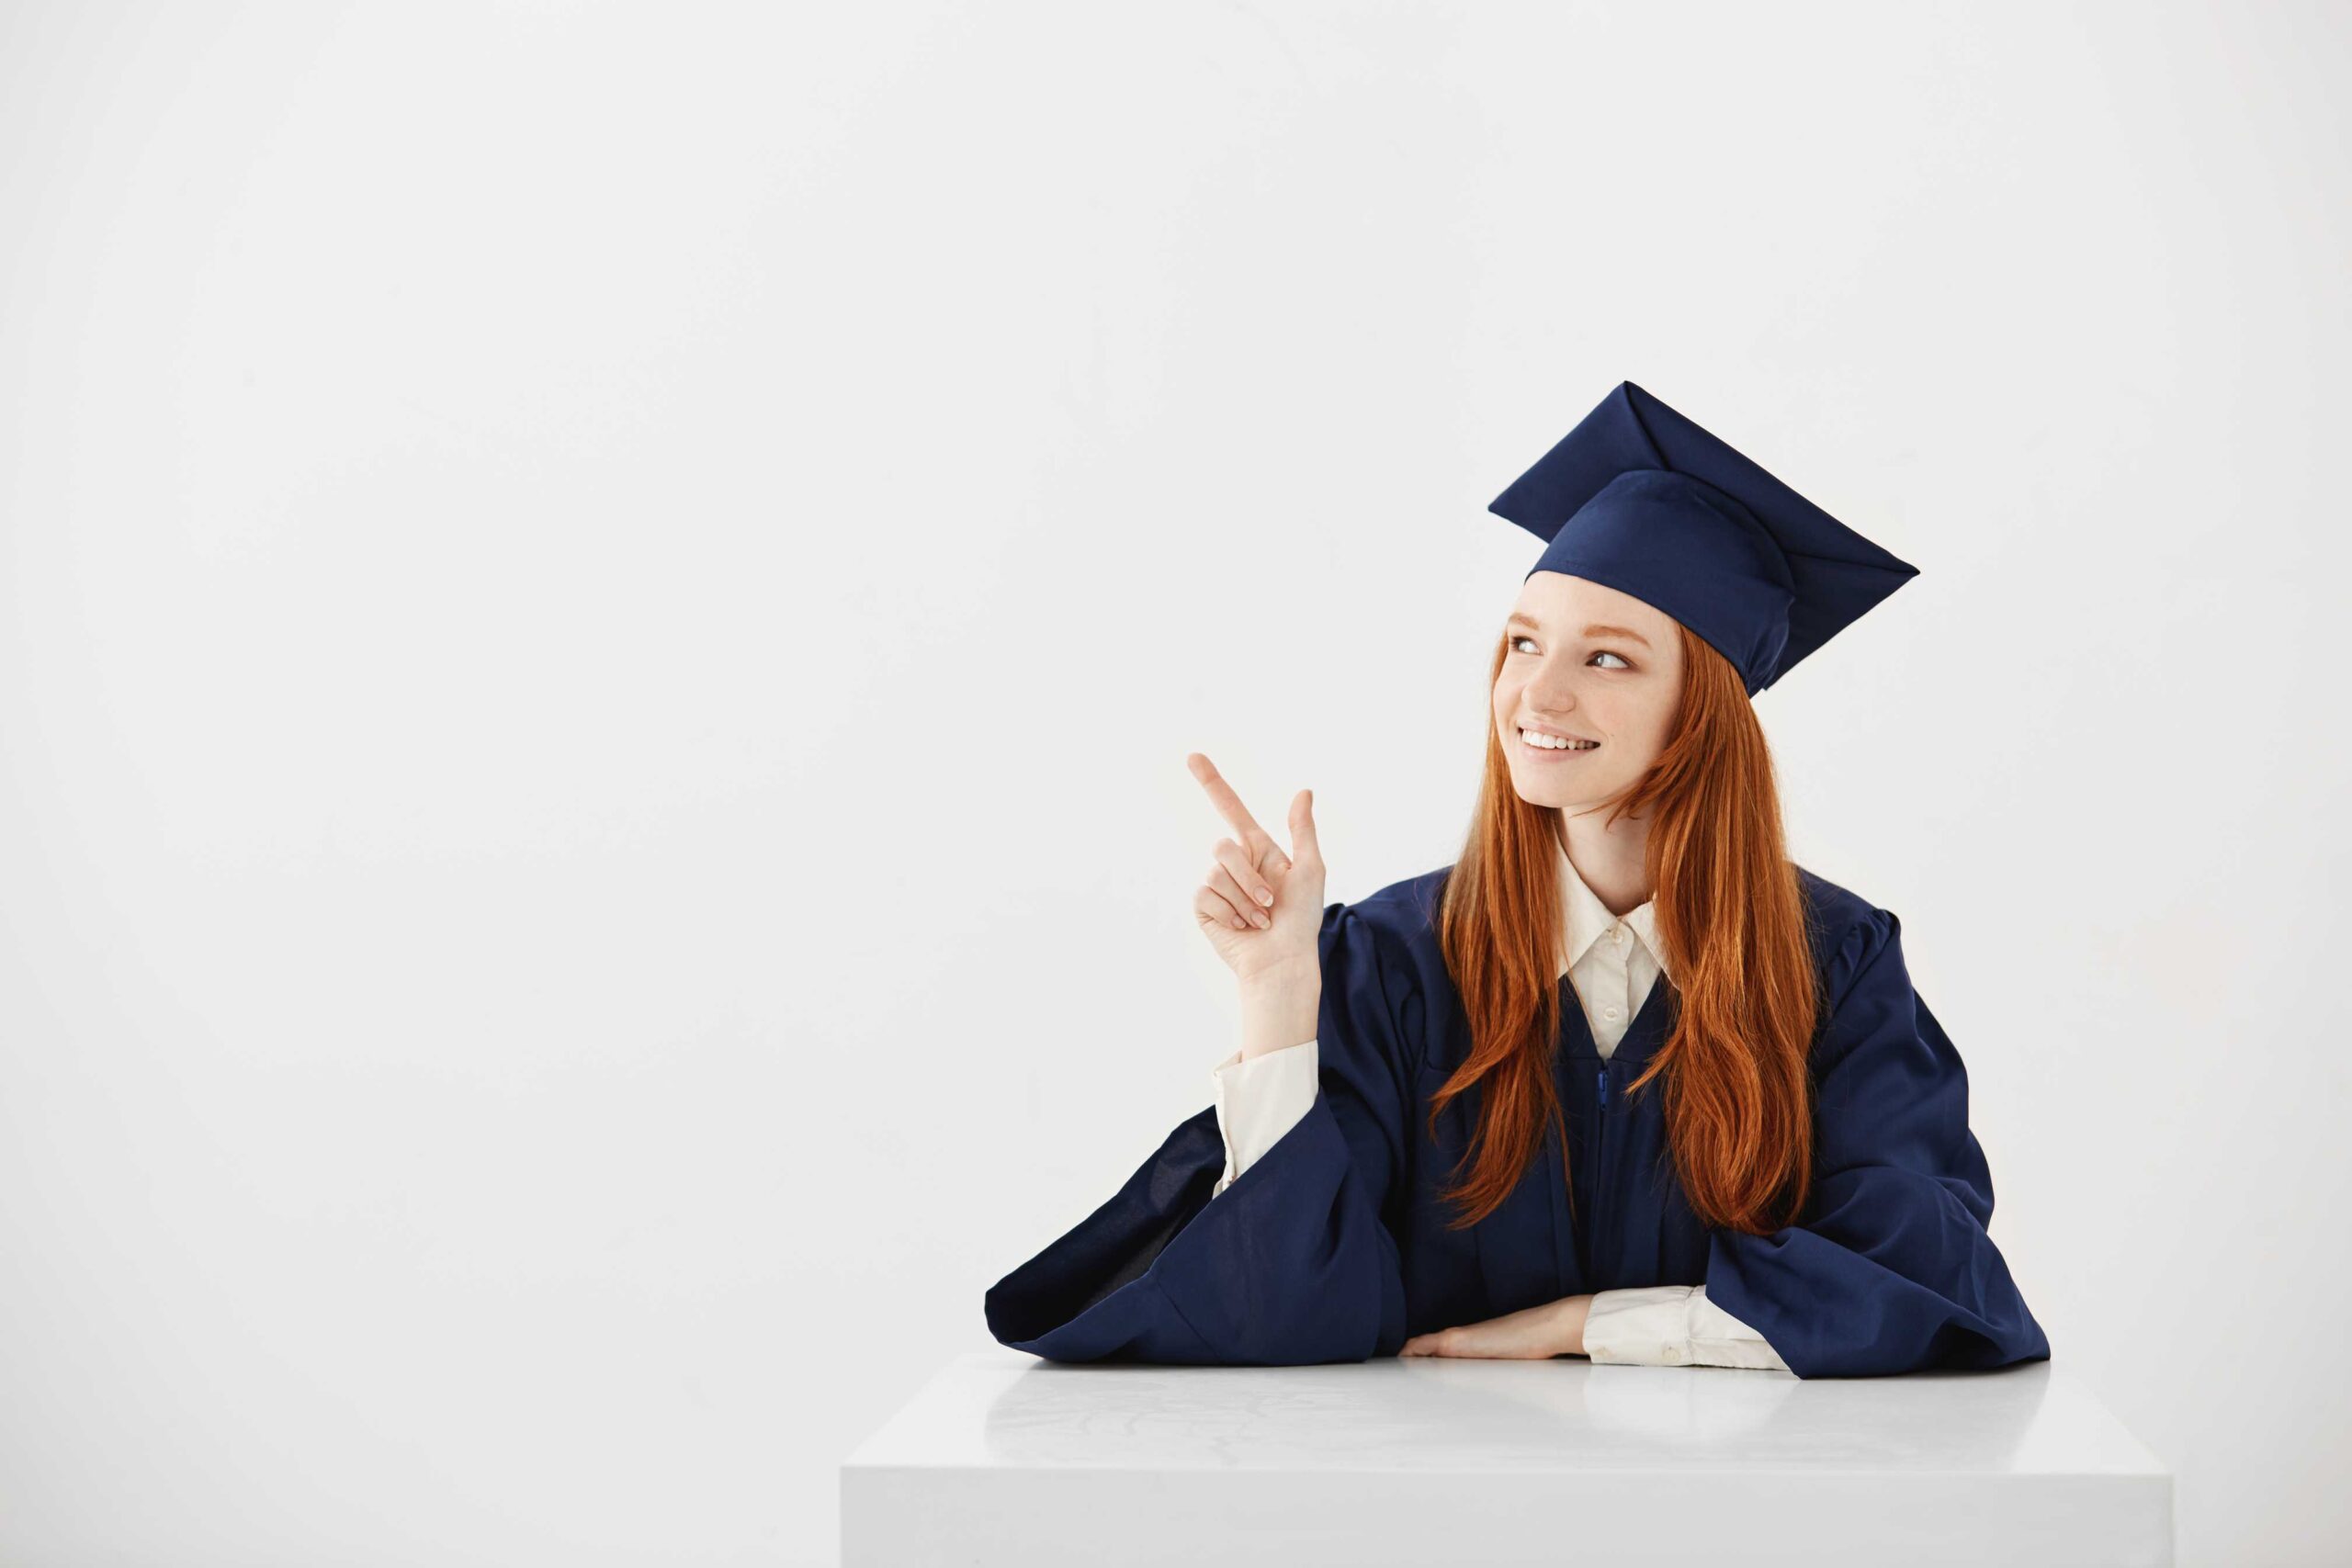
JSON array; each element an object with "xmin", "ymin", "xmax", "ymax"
[{"xmin": 1521, "ymin": 729, "xmax": 1598, "ymax": 750}]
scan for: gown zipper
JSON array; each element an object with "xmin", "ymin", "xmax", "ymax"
[{"xmin": 1592, "ymin": 1061, "xmax": 1611, "ymax": 1284}]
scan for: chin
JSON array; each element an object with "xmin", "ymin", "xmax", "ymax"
[
  {"xmin": 1509, "ymin": 768, "xmax": 1614, "ymax": 808},
  {"xmin": 1507, "ymin": 774, "xmax": 1582, "ymax": 806}
]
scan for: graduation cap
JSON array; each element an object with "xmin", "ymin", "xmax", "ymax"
[{"xmin": 1487, "ymin": 380, "xmax": 1919, "ymax": 695}]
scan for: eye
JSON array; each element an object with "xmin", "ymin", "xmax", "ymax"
[{"xmin": 1510, "ymin": 635, "xmax": 1634, "ymax": 671}]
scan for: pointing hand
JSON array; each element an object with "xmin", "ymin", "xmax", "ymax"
[{"xmin": 1185, "ymin": 751, "xmax": 1324, "ymax": 986}]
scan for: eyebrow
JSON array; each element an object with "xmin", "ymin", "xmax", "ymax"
[{"xmin": 1506, "ymin": 613, "xmax": 1653, "ymax": 649}]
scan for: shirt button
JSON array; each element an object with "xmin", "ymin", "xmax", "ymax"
[{"xmin": 1603, "ymin": 1006, "xmax": 1622, "ymax": 1020}]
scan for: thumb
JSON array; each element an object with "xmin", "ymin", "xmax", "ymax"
[{"xmin": 1288, "ymin": 788, "xmax": 1320, "ymax": 867}]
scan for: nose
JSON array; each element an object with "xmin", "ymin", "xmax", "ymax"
[{"xmin": 1523, "ymin": 676, "xmax": 1578, "ymax": 716}]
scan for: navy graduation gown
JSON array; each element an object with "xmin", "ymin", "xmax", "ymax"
[{"xmin": 983, "ymin": 865, "xmax": 2052, "ymax": 1378}]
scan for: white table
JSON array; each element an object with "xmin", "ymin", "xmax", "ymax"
[{"xmin": 842, "ymin": 1348, "xmax": 2170, "ymax": 1565}]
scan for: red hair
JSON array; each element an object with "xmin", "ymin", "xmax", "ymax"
[{"xmin": 1428, "ymin": 624, "xmax": 1822, "ymax": 1235}]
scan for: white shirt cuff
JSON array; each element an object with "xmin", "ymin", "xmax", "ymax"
[
  {"xmin": 1582, "ymin": 1284, "xmax": 1791, "ymax": 1371},
  {"xmin": 1208, "ymin": 1038, "xmax": 1319, "ymax": 1198}
]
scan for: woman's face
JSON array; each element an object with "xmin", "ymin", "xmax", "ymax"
[{"xmin": 1491, "ymin": 571, "xmax": 1684, "ymax": 813}]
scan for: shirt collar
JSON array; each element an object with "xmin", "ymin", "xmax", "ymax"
[{"xmin": 1555, "ymin": 835, "xmax": 1669, "ymax": 983}]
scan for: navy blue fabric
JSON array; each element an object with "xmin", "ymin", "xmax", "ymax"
[
  {"xmin": 1489, "ymin": 381, "xmax": 1921, "ymax": 695},
  {"xmin": 983, "ymin": 865, "xmax": 2052, "ymax": 1378}
]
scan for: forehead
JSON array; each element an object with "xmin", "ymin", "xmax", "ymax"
[{"xmin": 1510, "ymin": 571, "xmax": 1670, "ymax": 631}]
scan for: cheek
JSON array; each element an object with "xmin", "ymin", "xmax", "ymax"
[{"xmin": 1617, "ymin": 707, "xmax": 1671, "ymax": 752}]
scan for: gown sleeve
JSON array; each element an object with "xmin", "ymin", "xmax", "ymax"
[
  {"xmin": 1702, "ymin": 906, "xmax": 2054, "ymax": 1378},
  {"xmin": 983, "ymin": 902, "xmax": 1415, "ymax": 1365}
]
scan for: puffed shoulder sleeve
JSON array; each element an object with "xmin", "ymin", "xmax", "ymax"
[
  {"xmin": 982, "ymin": 901, "xmax": 1415, "ymax": 1364},
  {"xmin": 1701, "ymin": 907, "xmax": 2054, "ymax": 1378}
]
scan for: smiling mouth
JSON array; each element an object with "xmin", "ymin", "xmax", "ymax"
[{"xmin": 1519, "ymin": 728, "xmax": 1600, "ymax": 754}]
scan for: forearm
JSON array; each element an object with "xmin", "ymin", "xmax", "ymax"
[
  {"xmin": 1555, "ymin": 1293, "xmax": 1591, "ymax": 1357},
  {"xmin": 1238, "ymin": 970, "xmax": 1320, "ymax": 1060}
]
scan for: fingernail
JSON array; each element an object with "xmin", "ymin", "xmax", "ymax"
[
  {"xmin": 1256, "ymin": 888, "xmax": 1273, "ymax": 906},
  {"xmin": 1252, "ymin": 912, "xmax": 1270, "ymax": 929}
]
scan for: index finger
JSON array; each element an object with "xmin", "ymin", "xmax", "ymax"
[{"xmin": 1185, "ymin": 752, "xmax": 1276, "ymax": 853}]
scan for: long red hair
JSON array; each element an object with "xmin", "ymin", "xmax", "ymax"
[{"xmin": 1428, "ymin": 624, "xmax": 1823, "ymax": 1235}]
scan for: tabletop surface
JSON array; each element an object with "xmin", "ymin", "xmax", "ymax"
[{"xmin": 845, "ymin": 1348, "xmax": 2165, "ymax": 1479}]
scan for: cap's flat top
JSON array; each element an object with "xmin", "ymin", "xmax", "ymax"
[{"xmin": 844, "ymin": 1350, "xmax": 2165, "ymax": 1478}]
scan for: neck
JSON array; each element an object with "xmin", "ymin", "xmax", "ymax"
[{"xmin": 1553, "ymin": 807, "xmax": 1654, "ymax": 915}]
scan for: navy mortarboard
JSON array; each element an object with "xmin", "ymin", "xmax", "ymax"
[{"xmin": 1488, "ymin": 380, "xmax": 1918, "ymax": 695}]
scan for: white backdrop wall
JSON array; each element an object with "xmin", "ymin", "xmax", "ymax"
[{"xmin": 2, "ymin": 3, "xmax": 2345, "ymax": 1564}]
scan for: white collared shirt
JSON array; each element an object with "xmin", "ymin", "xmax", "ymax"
[{"xmin": 1207, "ymin": 839, "xmax": 1791, "ymax": 1371}]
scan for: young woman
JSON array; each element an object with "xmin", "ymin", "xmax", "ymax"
[{"xmin": 984, "ymin": 382, "xmax": 2052, "ymax": 1378}]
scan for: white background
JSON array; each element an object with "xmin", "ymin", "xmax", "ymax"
[{"xmin": 3, "ymin": 3, "xmax": 2345, "ymax": 1564}]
